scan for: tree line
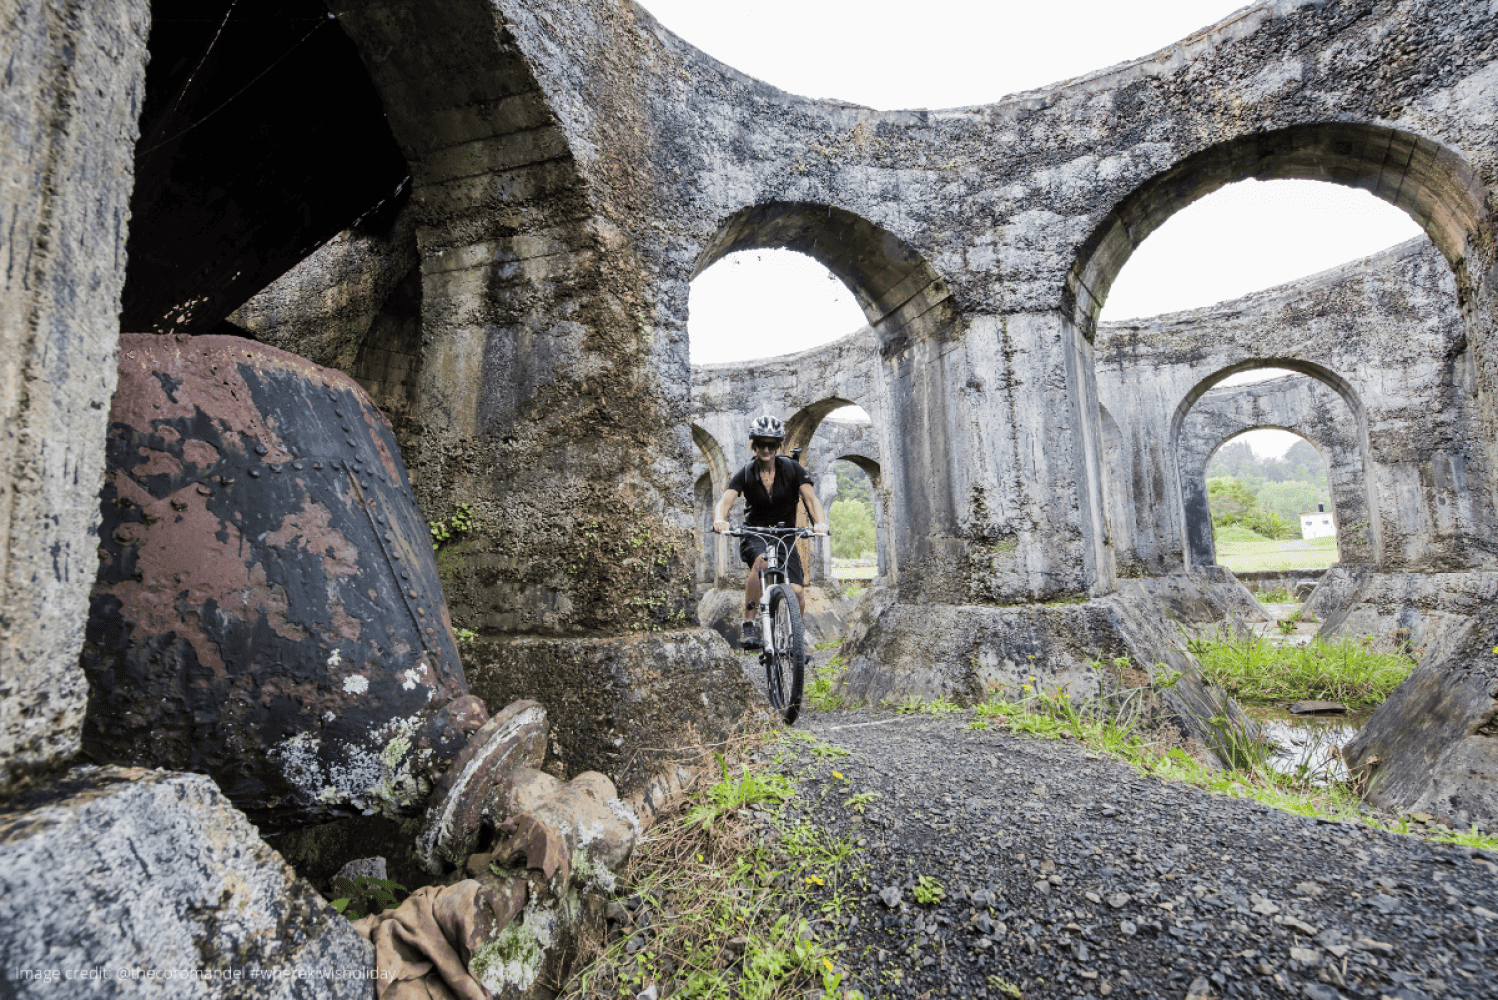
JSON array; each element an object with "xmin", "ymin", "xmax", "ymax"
[
  {"xmin": 1206, "ymin": 439, "xmax": 1331, "ymax": 540},
  {"xmin": 828, "ymin": 461, "xmax": 877, "ymax": 559}
]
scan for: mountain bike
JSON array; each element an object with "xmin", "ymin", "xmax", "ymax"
[{"xmin": 724, "ymin": 524, "xmax": 813, "ymax": 724}]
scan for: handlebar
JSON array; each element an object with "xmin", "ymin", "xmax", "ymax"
[{"xmin": 721, "ymin": 524, "xmax": 817, "ymax": 538}]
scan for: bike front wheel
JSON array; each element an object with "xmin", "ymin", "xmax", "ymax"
[{"xmin": 765, "ymin": 584, "xmax": 805, "ymax": 724}]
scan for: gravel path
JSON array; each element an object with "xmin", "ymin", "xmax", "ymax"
[{"xmin": 771, "ymin": 708, "xmax": 1498, "ymax": 1000}]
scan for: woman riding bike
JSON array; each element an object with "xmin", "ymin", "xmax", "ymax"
[{"xmin": 712, "ymin": 415, "xmax": 829, "ymax": 648}]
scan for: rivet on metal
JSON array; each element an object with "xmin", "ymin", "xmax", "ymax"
[
  {"xmin": 313, "ymin": 462, "xmax": 322, "ymax": 470},
  {"xmin": 292, "ymin": 462, "xmax": 304, "ymax": 471},
  {"xmin": 254, "ymin": 444, "xmax": 268, "ymax": 456},
  {"xmin": 346, "ymin": 439, "xmax": 356, "ymax": 448},
  {"xmin": 408, "ymin": 589, "xmax": 417, "ymax": 599},
  {"xmin": 418, "ymin": 608, "xmax": 426, "ymax": 617},
  {"xmin": 271, "ymin": 464, "xmax": 282, "ymax": 474},
  {"xmin": 249, "ymin": 470, "xmax": 261, "ymax": 478}
]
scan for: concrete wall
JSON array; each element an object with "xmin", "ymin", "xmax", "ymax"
[
  {"xmin": 0, "ymin": 0, "xmax": 149, "ymax": 794},
  {"xmin": 234, "ymin": 0, "xmax": 1498, "ymax": 616},
  {"xmin": 1177, "ymin": 374, "xmax": 1369, "ymax": 566},
  {"xmin": 1098, "ymin": 238, "xmax": 1495, "ymax": 576}
]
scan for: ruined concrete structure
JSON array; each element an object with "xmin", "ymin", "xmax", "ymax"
[
  {"xmin": 4, "ymin": 0, "xmax": 1498, "ymax": 989},
  {"xmin": 1097, "ymin": 238, "xmax": 1494, "ymax": 577},
  {"xmin": 1173, "ymin": 373, "xmax": 1366, "ymax": 565}
]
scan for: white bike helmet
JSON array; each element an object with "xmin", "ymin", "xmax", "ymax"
[{"xmin": 749, "ymin": 414, "xmax": 785, "ymax": 441}]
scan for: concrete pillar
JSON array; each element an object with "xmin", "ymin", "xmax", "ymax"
[
  {"xmin": 0, "ymin": 0, "xmax": 150, "ymax": 795},
  {"xmin": 883, "ymin": 310, "xmax": 1110, "ymax": 603}
]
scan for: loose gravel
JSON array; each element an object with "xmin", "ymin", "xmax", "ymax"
[{"xmin": 767, "ymin": 708, "xmax": 1498, "ymax": 1000}]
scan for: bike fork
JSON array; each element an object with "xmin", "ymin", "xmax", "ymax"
[{"xmin": 756, "ymin": 597, "xmax": 773, "ymax": 663}]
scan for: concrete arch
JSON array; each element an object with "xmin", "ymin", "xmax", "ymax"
[
  {"xmin": 1097, "ymin": 239, "xmax": 1498, "ymax": 576},
  {"xmin": 1177, "ymin": 374, "xmax": 1369, "ymax": 568},
  {"xmin": 784, "ymin": 396, "xmax": 860, "ymax": 458},
  {"xmin": 1097, "ymin": 405, "xmax": 1127, "ymax": 580},
  {"xmin": 694, "ymin": 202, "xmax": 958, "ymax": 354},
  {"xmin": 1169, "ymin": 358, "xmax": 1367, "ymax": 449},
  {"xmin": 1069, "ymin": 123, "xmax": 1492, "ymax": 338},
  {"xmin": 691, "ymin": 423, "xmax": 732, "ymax": 499},
  {"xmin": 1172, "ymin": 361, "xmax": 1377, "ymax": 570},
  {"xmin": 691, "ymin": 423, "xmax": 733, "ymax": 583}
]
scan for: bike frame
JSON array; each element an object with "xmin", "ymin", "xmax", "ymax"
[{"xmin": 726, "ymin": 523, "xmax": 813, "ymax": 721}]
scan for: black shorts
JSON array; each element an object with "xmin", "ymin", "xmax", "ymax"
[{"xmin": 739, "ymin": 533, "xmax": 805, "ymax": 587}]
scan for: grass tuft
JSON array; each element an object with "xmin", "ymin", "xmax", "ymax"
[
  {"xmin": 560, "ymin": 732, "xmax": 868, "ymax": 1000},
  {"xmin": 1188, "ymin": 628, "xmax": 1414, "ymax": 708}
]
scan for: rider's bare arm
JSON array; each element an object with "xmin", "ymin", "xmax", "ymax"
[
  {"xmin": 713, "ymin": 488, "xmax": 739, "ymax": 533},
  {"xmin": 800, "ymin": 483, "xmax": 830, "ymax": 535}
]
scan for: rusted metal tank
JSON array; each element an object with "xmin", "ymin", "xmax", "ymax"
[{"xmin": 82, "ymin": 334, "xmax": 485, "ymax": 829}]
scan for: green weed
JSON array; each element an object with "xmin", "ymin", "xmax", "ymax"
[
  {"xmin": 912, "ymin": 875, "xmax": 944, "ymax": 906},
  {"xmin": 331, "ymin": 876, "xmax": 408, "ymax": 920},
  {"xmin": 428, "ymin": 502, "xmax": 472, "ymax": 551},
  {"xmin": 561, "ymin": 737, "xmax": 864, "ymax": 1000},
  {"xmin": 685, "ymin": 753, "xmax": 794, "ymax": 833},
  {"xmin": 1188, "ymin": 628, "xmax": 1413, "ymax": 708},
  {"xmin": 1257, "ymin": 586, "xmax": 1298, "ymax": 604},
  {"xmin": 924, "ymin": 695, "xmax": 963, "ymax": 716}
]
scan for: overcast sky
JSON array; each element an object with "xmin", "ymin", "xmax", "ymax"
[{"xmin": 647, "ymin": 0, "xmax": 1426, "ymax": 458}]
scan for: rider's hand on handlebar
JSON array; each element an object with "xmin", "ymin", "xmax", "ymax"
[
  {"xmin": 713, "ymin": 519, "xmax": 730, "ymax": 534},
  {"xmin": 813, "ymin": 522, "xmax": 829, "ymax": 536}
]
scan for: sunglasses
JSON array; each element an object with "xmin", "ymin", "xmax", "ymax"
[{"xmin": 751, "ymin": 439, "xmax": 780, "ymax": 451}]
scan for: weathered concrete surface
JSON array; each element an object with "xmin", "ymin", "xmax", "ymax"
[
  {"xmin": 323, "ymin": 0, "xmax": 1498, "ymax": 613},
  {"xmin": 209, "ymin": 1, "xmax": 1498, "ymax": 622},
  {"xmin": 1309, "ymin": 565, "xmax": 1498, "ymax": 663},
  {"xmin": 1342, "ymin": 599, "xmax": 1498, "ymax": 829},
  {"xmin": 1098, "ymin": 239, "xmax": 1495, "ymax": 577},
  {"xmin": 1236, "ymin": 568, "xmax": 1327, "ymax": 600},
  {"xmin": 460, "ymin": 630, "xmax": 761, "ymax": 794},
  {"xmin": 230, "ymin": 204, "xmax": 425, "ymax": 455},
  {"xmin": 0, "ymin": 0, "xmax": 149, "ymax": 796},
  {"xmin": 837, "ymin": 589, "xmax": 1256, "ymax": 766},
  {"xmin": 1113, "ymin": 567, "xmax": 1267, "ymax": 628},
  {"xmin": 0, "ymin": 767, "xmax": 373, "ymax": 997},
  {"xmin": 1177, "ymin": 373, "xmax": 1370, "ymax": 567}
]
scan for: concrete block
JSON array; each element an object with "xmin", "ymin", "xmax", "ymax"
[{"xmin": 0, "ymin": 767, "xmax": 373, "ymax": 997}]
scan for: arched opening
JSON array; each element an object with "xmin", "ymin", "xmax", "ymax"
[
  {"xmin": 691, "ymin": 202, "xmax": 956, "ymax": 595},
  {"xmin": 687, "ymin": 248, "xmax": 865, "ymax": 364},
  {"xmin": 828, "ymin": 456, "xmax": 888, "ymax": 590},
  {"xmin": 691, "ymin": 424, "xmax": 732, "ymax": 586},
  {"xmin": 1070, "ymin": 123, "xmax": 1491, "ymax": 339},
  {"xmin": 694, "ymin": 202, "xmax": 957, "ymax": 354},
  {"xmin": 1175, "ymin": 367, "xmax": 1370, "ymax": 571}
]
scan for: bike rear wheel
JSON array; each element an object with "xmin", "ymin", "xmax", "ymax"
[{"xmin": 765, "ymin": 584, "xmax": 805, "ymax": 724}]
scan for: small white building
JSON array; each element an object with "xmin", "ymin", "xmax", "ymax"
[{"xmin": 1300, "ymin": 503, "xmax": 1336, "ymax": 539}]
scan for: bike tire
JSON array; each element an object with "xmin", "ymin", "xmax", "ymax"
[{"xmin": 765, "ymin": 584, "xmax": 805, "ymax": 724}]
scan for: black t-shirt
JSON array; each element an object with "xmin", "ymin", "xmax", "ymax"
[{"xmin": 729, "ymin": 456, "xmax": 813, "ymax": 528}]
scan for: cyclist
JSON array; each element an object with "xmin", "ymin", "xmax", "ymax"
[{"xmin": 712, "ymin": 415, "xmax": 829, "ymax": 648}]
